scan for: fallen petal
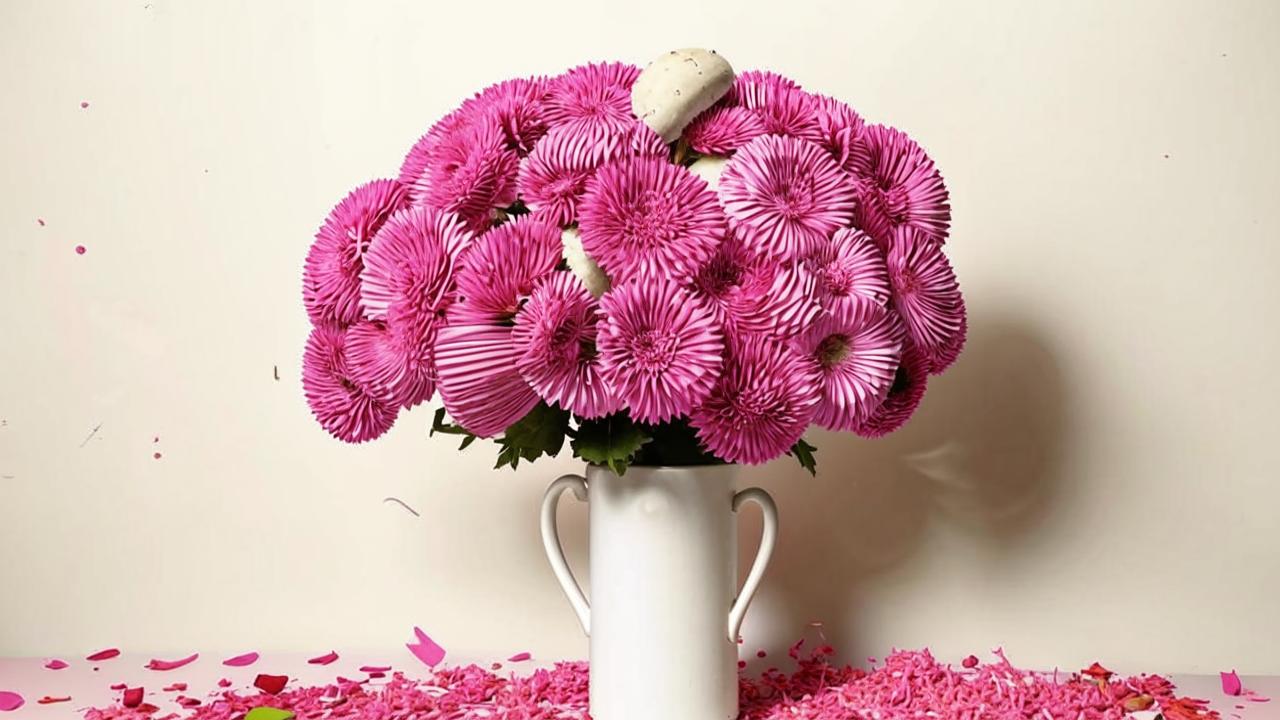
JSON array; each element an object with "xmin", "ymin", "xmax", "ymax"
[
  {"xmin": 307, "ymin": 651, "xmax": 339, "ymax": 666},
  {"xmin": 961, "ymin": 655, "xmax": 978, "ymax": 669},
  {"xmin": 177, "ymin": 696, "xmax": 201, "ymax": 708},
  {"xmin": 223, "ymin": 652, "xmax": 260, "ymax": 667},
  {"xmin": 109, "ymin": 684, "xmax": 128, "ymax": 691},
  {"xmin": 162, "ymin": 683, "xmax": 187, "ymax": 692},
  {"xmin": 507, "ymin": 652, "xmax": 532, "ymax": 662},
  {"xmin": 254, "ymin": 674, "xmax": 289, "ymax": 695},
  {"xmin": 0, "ymin": 692, "xmax": 24, "ymax": 712},
  {"xmin": 217, "ymin": 678, "xmax": 232, "ymax": 688},
  {"xmin": 358, "ymin": 665, "xmax": 391, "ymax": 673},
  {"xmin": 122, "ymin": 687, "xmax": 144, "ymax": 708},
  {"xmin": 406, "ymin": 626, "xmax": 446, "ymax": 667},
  {"xmin": 44, "ymin": 659, "xmax": 69, "ymax": 670},
  {"xmin": 37, "ymin": 696, "xmax": 71, "ymax": 705},
  {"xmin": 87, "ymin": 648, "xmax": 121, "ymax": 661},
  {"xmin": 1222, "ymin": 670, "xmax": 1243, "ymax": 696},
  {"xmin": 146, "ymin": 653, "xmax": 198, "ymax": 671}
]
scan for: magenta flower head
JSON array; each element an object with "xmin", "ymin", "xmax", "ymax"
[
  {"xmin": 729, "ymin": 258, "xmax": 822, "ymax": 340},
  {"xmin": 544, "ymin": 61, "xmax": 640, "ymax": 133},
  {"xmin": 719, "ymin": 134, "xmax": 856, "ymax": 260},
  {"xmin": 413, "ymin": 122, "xmax": 519, "ymax": 234},
  {"xmin": 450, "ymin": 216, "xmax": 563, "ymax": 325},
  {"xmin": 886, "ymin": 228, "xmax": 966, "ymax": 373},
  {"xmin": 513, "ymin": 272, "xmax": 620, "ymax": 419},
  {"xmin": 849, "ymin": 124, "xmax": 950, "ymax": 245},
  {"xmin": 809, "ymin": 227, "xmax": 892, "ymax": 310},
  {"xmin": 578, "ymin": 155, "xmax": 725, "ymax": 281},
  {"xmin": 855, "ymin": 340, "xmax": 929, "ymax": 438},
  {"xmin": 465, "ymin": 76, "xmax": 551, "ymax": 156},
  {"xmin": 303, "ymin": 179, "xmax": 408, "ymax": 327},
  {"xmin": 793, "ymin": 299, "xmax": 904, "ymax": 431},
  {"xmin": 683, "ymin": 105, "xmax": 766, "ymax": 156},
  {"xmin": 302, "ymin": 323, "xmax": 399, "ymax": 443},
  {"xmin": 516, "ymin": 122, "xmax": 617, "ymax": 227},
  {"xmin": 345, "ymin": 314, "xmax": 436, "ymax": 410},
  {"xmin": 597, "ymin": 277, "xmax": 723, "ymax": 424},
  {"xmin": 690, "ymin": 333, "xmax": 820, "ymax": 464},
  {"xmin": 811, "ymin": 94, "xmax": 866, "ymax": 172},
  {"xmin": 360, "ymin": 205, "xmax": 473, "ymax": 322},
  {"xmin": 434, "ymin": 324, "xmax": 539, "ymax": 438}
]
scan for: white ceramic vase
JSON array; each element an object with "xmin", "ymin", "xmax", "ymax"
[{"xmin": 540, "ymin": 464, "xmax": 778, "ymax": 720}]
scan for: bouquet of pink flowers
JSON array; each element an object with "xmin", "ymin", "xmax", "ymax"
[{"xmin": 301, "ymin": 50, "xmax": 964, "ymax": 474}]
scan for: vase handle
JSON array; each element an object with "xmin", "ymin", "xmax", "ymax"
[
  {"xmin": 728, "ymin": 487, "xmax": 778, "ymax": 643},
  {"xmin": 540, "ymin": 474, "xmax": 591, "ymax": 635}
]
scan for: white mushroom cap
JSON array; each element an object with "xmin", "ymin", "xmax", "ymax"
[
  {"xmin": 561, "ymin": 227, "xmax": 611, "ymax": 298},
  {"xmin": 632, "ymin": 48, "xmax": 735, "ymax": 143}
]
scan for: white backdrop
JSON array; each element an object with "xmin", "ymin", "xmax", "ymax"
[{"xmin": 2, "ymin": 0, "xmax": 1278, "ymax": 674}]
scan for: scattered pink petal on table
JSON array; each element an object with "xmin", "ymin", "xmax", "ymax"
[
  {"xmin": 507, "ymin": 652, "xmax": 531, "ymax": 662},
  {"xmin": 75, "ymin": 245, "xmax": 87, "ymax": 255},
  {"xmin": 109, "ymin": 684, "xmax": 127, "ymax": 691},
  {"xmin": 0, "ymin": 692, "xmax": 24, "ymax": 712},
  {"xmin": 962, "ymin": 655, "xmax": 979, "ymax": 669},
  {"xmin": 44, "ymin": 658, "xmax": 69, "ymax": 670},
  {"xmin": 1222, "ymin": 670, "xmax": 1243, "ymax": 696},
  {"xmin": 368, "ymin": 672, "xmax": 386, "ymax": 679},
  {"xmin": 122, "ymin": 687, "xmax": 143, "ymax": 708},
  {"xmin": 406, "ymin": 626, "xmax": 446, "ymax": 667},
  {"xmin": 162, "ymin": 683, "xmax": 187, "ymax": 692},
  {"xmin": 177, "ymin": 696, "xmax": 201, "ymax": 708},
  {"xmin": 254, "ymin": 674, "xmax": 288, "ymax": 695},
  {"xmin": 38, "ymin": 696, "xmax": 71, "ymax": 705},
  {"xmin": 217, "ymin": 678, "xmax": 232, "ymax": 688},
  {"xmin": 307, "ymin": 651, "xmax": 339, "ymax": 665},
  {"xmin": 146, "ymin": 653, "xmax": 198, "ymax": 670},
  {"xmin": 87, "ymin": 648, "xmax": 120, "ymax": 661},
  {"xmin": 1246, "ymin": 691, "xmax": 1271, "ymax": 702},
  {"xmin": 223, "ymin": 652, "xmax": 260, "ymax": 667},
  {"xmin": 359, "ymin": 665, "xmax": 391, "ymax": 673}
]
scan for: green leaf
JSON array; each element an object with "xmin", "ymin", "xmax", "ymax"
[
  {"xmin": 570, "ymin": 413, "xmax": 652, "ymax": 476},
  {"xmin": 493, "ymin": 402, "xmax": 570, "ymax": 471},
  {"xmin": 633, "ymin": 418, "xmax": 723, "ymax": 467},
  {"xmin": 430, "ymin": 407, "xmax": 479, "ymax": 451},
  {"xmin": 787, "ymin": 437, "xmax": 818, "ymax": 476}
]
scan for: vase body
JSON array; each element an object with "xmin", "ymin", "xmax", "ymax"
[{"xmin": 540, "ymin": 465, "xmax": 778, "ymax": 720}]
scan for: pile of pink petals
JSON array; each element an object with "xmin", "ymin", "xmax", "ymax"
[{"xmin": 83, "ymin": 645, "xmax": 1219, "ymax": 720}]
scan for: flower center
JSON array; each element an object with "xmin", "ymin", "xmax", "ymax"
[
  {"xmin": 621, "ymin": 192, "xmax": 679, "ymax": 248},
  {"xmin": 630, "ymin": 330, "xmax": 678, "ymax": 372},
  {"xmin": 817, "ymin": 334, "xmax": 852, "ymax": 368},
  {"xmin": 772, "ymin": 179, "xmax": 815, "ymax": 220},
  {"xmin": 820, "ymin": 263, "xmax": 853, "ymax": 296}
]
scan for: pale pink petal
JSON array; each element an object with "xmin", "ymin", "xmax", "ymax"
[
  {"xmin": 406, "ymin": 627, "xmax": 447, "ymax": 667},
  {"xmin": 146, "ymin": 653, "xmax": 198, "ymax": 671},
  {"xmin": 86, "ymin": 648, "xmax": 121, "ymax": 661},
  {"xmin": 1222, "ymin": 670, "xmax": 1243, "ymax": 696}
]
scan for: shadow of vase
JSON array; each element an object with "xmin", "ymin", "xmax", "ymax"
[{"xmin": 736, "ymin": 313, "xmax": 1068, "ymax": 665}]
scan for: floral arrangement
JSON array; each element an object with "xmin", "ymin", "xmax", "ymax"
[{"xmin": 301, "ymin": 50, "xmax": 965, "ymax": 474}]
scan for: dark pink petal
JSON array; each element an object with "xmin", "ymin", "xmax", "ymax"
[
  {"xmin": 0, "ymin": 692, "xmax": 23, "ymax": 712},
  {"xmin": 109, "ymin": 684, "xmax": 127, "ymax": 691},
  {"xmin": 217, "ymin": 678, "xmax": 232, "ymax": 688},
  {"xmin": 406, "ymin": 626, "xmax": 446, "ymax": 667},
  {"xmin": 962, "ymin": 655, "xmax": 979, "ymax": 669},
  {"xmin": 122, "ymin": 687, "xmax": 143, "ymax": 708},
  {"xmin": 507, "ymin": 652, "xmax": 532, "ymax": 662},
  {"xmin": 37, "ymin": 696, "xmax": 70, "ymax": 705},
  {"xmin": 254, "ymin": 674, "xmax": 289, "ymax": 695},
  {"xmin": 86, "ymin": 648, "xmax": 120, "ymax": 661},
  {"xmin": 1222, "ymin": 670, "xmax": 1243, "ymax": 696},
  {"xmin": 308, "ymin": 651, "xmax": 339, "ymax": 666},
  {"xmin": 162, "ymin": 683, "xmax": 187, "ymax": 692},
  {"xmin": 223, "ymin": 652, "xmax": 259, "ymax": 667},
  {"xmin": 359, "ymin": 665, "xmax": 391, "ymax": 673},
  {"xmin": 177, "ymin": 696, "xmax": 201, "ymax": 708},
  {"xmin": 145, "ymin": 653, "xmax": 198, "ymax": 671},
  {"xmin": 75, "ymin": 245, "xmax": 87, "ymax": 255},
  {"xmin": 44, "ymin": 658, "xmax": 69, "ymax": 670}
]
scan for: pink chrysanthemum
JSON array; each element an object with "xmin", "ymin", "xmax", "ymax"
[
  {"xmin": 544, "ymin": 62, "xmax": 640, "ymax": 133},
  {"xmin": 886, "ymin": 229, "xmax": 965, "ymax": 373},
  {"xmin": 434, "ymin": 324, "xmax": 539, "ymax": 438},
  {"xmin": 516, "ymin": 123, "xmax": 616, "ymax": 227},
  {"xmin": 345, "ymin": 314, "xmax": 435, "ymax": 409},
  {"xmin": 793, "ymin": 299, "xmax": 904, "ymax": 431},
  {"xmin": 413, "ymin": 122, "xmax": 519, "ymax": 233},
  {"xmin": 690, "ymin": 333, "xmax": 820, "ymax": 465},
  {"xmin": 729, "ymin": 258, "xmax": 822, "ymax": 339},
  {"xmin": 597, "ymin": 278, "xmax": 723, "ymax": 424},
  {"xmin": 398, "ymin": 109, "xmax": 472, "ymax": 188},
  {"xmin": 849, "ymin": 124, "xmax": 951, "ymax": 244},
  {"xmin": 719, "ymin": 134, "xmax": 856, "ymax": 260},
  {"xmin": 808, "ymin": 227, "xmax": 892, "ymax": 309},
  {"xmin": 450, "ymin": 217, "xmax": 563, "ymax": 325},
  {"xmin": 688, "ymin": 232, "xmax": 755, "ymax": 319},
  {"xmin": 302, "ymin": 323, "xmax": 398, "ymax": 443},
  {"xmin": 854, "ymin": 340, "xmax": 929, "ymax": 438},
  {"xmin": 683, "ymin": 105, "xmax": 766, "ymax": 156},
  {"xmin": 463, "ymin": 76, "xmax": 551, "ymax": 156},
  {"xmin": 303, "ymin": 180, "xmax": 408, "ymax": 327},
  {"xmin": 578, "ymin": 156, "xmax": 725, "ymax": 281},
  {"xmin": 361, "ymin": 205, "xmax": 472, "ymax": 322},
  {"xmin": 723, "ymin": 70, "xmax": 802, "ymax": 105},
  {"xmin": 812, "ymin": 94, "xmax": 866, "ymax": 172},
  {"xmin": 512, "ymin": 272, "xmax": 620, "ymax": 419},
  {"xmin": 618, "ymin": 119, "xmax": 670, "ymax": 157}
]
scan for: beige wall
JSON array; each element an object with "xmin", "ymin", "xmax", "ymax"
[{"xmin": 2, "ymin": 0, "xmax": 1278, "ymax": 673}]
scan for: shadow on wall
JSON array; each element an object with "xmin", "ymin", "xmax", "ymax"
[{"xmin": 741, "ymin": 313, "xmax": 1068, "ymax": 663}]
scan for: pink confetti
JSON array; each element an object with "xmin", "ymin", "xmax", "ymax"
[
  {"xmin": 109, "ymin": 684, "xmax": 127, "ymax": 691},
  {"xmin": 406, "ymin": 626, "xmax": 446, "ymax": 667},
  {"xmin": 507, "ymin": 652, "xmax": 532, "ymax": 662},
  {"xmin": 307, "ymin": 651, "xmax": 339, "ymax": 665},
  {"xmin": 75, "ymin": 245, "xmax": 86, "ymax": 255},
  {"xmin": 254, "ymin": 674, "xmax": 289, "ymax": 695},
  {"xmin": 44, "ymin": 658, "xmax": 69, "ymax": 670},
  {"xmin": 121, "ymin": 687, "xmax": 143, "ymax": 708},
  {"xmin": 86, "ymin": 648, "xmax": 120, "ymax": 661},
  {"xmin": 80, "ymin": 101, "xmax": 90, "ymax": 109},
  {"xmin": 1222, "ymin": 670, "xmax": 1243, "ymax": 696},
  {"xmin": 217, "ymin": 678, "xmax": 232, "ymax": 688},
  {"xmin": 0, "ymin": 692, "xmax": 24, "ymax": 712},
  {"xmin": 145, "ymin": 652, "xmax": 198, "ymax": 671},
  {"xmin": 962, "ymin": 654, "xmax": 979, "ymax": 669},
  {"xmin": 162, "ymin": 683, "xmax": 186, "ymax": 692},
  {"xmin": 223, "ymin": 652, "xmax": 259, "ymax": 667},
  {"xmin": 359, "ymin": 665, "xmax": 391, "ymax": 673},
  {"xmin": 176, "ymin": 696, "xmax": 201, "ymax": 708},
  {"xmin": 37, "ymin": 696, "xmax": 71, "ymax": 705},
  {"xmin": 368, "ymin": 672, "xmax": 387, "ymax": 679}
]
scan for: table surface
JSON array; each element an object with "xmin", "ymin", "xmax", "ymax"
[{"xmin": 0, "ymin": 653, "xmax": 1276, "ymax": 718}]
